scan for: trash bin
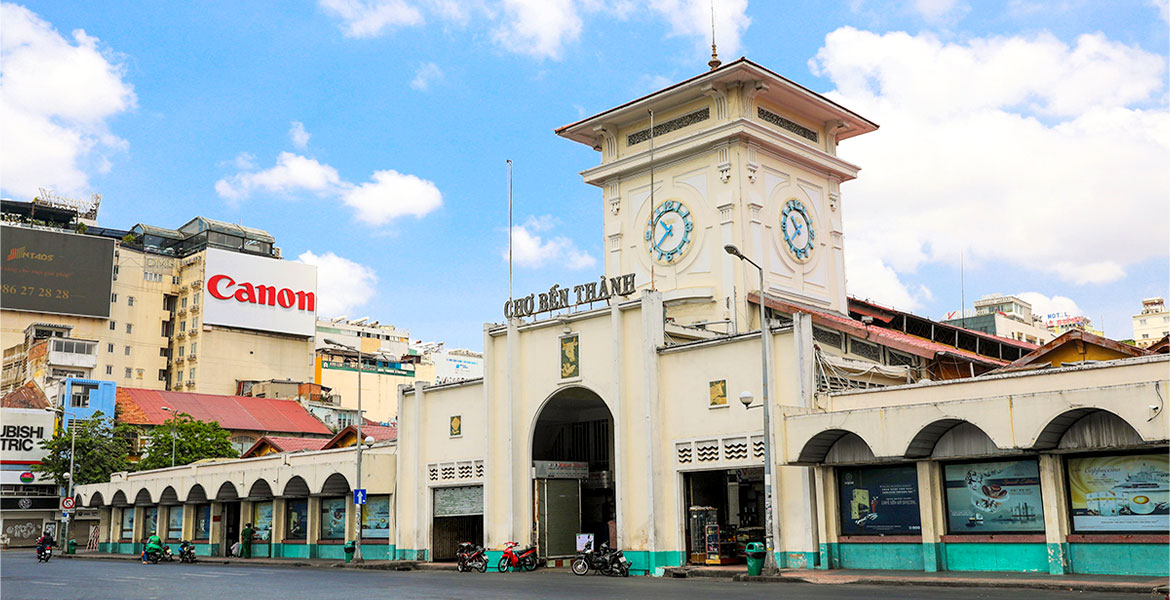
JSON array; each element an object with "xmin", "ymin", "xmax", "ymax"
[
  {"xmin": 744, "ymin": 542, "xmax": 765, "ymax": 576},
  {"xmin": 343, "ymin": 541, "xmax": 356, "ymax": 563},
  {"xmin": 67, "ymin": 539, "xmax": 77, "ymax": 555}
]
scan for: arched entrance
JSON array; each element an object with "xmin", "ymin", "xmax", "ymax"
[{"xmin": 531, "ymin": 386, "xmax": 615, "ymax": 558}]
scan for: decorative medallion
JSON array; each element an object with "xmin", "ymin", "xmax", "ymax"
[{"xmin": 449, "ymin": 415, "xmax": 461, "ymax": 438}]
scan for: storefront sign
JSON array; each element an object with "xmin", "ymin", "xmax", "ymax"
[
  {"xmin": 1068, "ymin": 453, "xmax": 1169, "ymax": 532},
  {"xmin": 533, "ymin": 460, "xmax": 588, "ymax": 479},
  {"xmin": 0, "ymin": 409, "xmax": 54, "ymax": 467},
  {"xmin": 202, "ymin": 248, "xmax": 317, "ymax": 337},
  {"xmin": 504, "ymin": 273, "xmax": 637, "ymax": 319},
  {"xmin": 837, "ymin": 465, "xmax": 921, "ymax": 535},
  {"xmin": 944, "ymin": 460, "xmax": 1043, "ymax": 533}
]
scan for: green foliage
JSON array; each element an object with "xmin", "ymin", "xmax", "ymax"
[
  {"xmin": 34, "ymin": 411, "xmax": 136, "ymax": 486},
  {"xmin": 74, "ymin": 222, "xmax": 88, "ymax": 234},
  {"xmin": 134, "ymin": 412, "xmax": 238, "ymax": 471},
  {"xmin": 121, "ymin": 233, "xmax": 136, "ymax": 243}
]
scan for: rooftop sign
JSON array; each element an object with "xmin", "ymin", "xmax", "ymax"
[
  {"xmin": 202, "ymin": 248, "xmax": 317, "ymax": 337},
  {"xmin": 504, "ymin": 273, "xmax": 636, "ymax": 319}
]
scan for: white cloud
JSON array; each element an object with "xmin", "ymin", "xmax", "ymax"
[
  {"xmin": 912, "ymin": 0, "xmax": 967, "ymax": 23},
  {"xmin": 1017, "ymin": 292, "xmax": 1083, "ymax": 319},
  {"xmin": 845, "ymin": 239, "xmax": 927, "ymax": 311},
  {"xmin": 318, "ymin": 0, "xmax": 424, "ymax": 38},
  {"xmin": 225, "ymin": 152, "xmax": 257, "ymax": 170},
  {"xmin": 341, "ymin": 169, "xmax": 443, "ymax": 225},
  {"xmin": 296, "ymin": 251, "xmax": 378, "ymax": 317},
  {"xmin": 410, "ymin": 62, "xmax": 443, "ymax": 91},
  {"xmin": 506, "ymin": 216, "xmax": 596, "ymax": 270},
  {"xmin": 493, "ymin": 0, "xmax": 582, "ymax": 60},
  {"xmin": 1153, "ymin": 0, "xmax": 1170, "ymax": 23},
  {"xmin": 288, "ymin": 121, "xmax": 311, "ymax": 149},
  {"xmin": 649, "ymin": 0, "xmax": 750, "ymax": 59},
  {"xmin": 812, "ymin": 28, "xmax": 1169, "ymax": 303},
  {"xmin": 0, "ymin": 3, "xmax": 136, "ymax": 199},
  {"xmin": 214, "ymin": 152, "xmax": 342, "ymax": 200}
]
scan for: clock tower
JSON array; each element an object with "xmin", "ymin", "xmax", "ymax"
[{"xmin": 556, "ymin": 58, "xmax": 877, "ymax": 331}]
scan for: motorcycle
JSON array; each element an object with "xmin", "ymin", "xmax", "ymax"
[
  {"xmin": 497, "ymin": 541, "xmax": 539, "ymax": 573},
  {"xmin": 571, "ymin": 542, "xmax": 630, "ymax": 577},
  {"xmin": 144, "ymin": 544, "xmax": 173, "ymax": 564},
  {"xmin": 178, "ymin": 540, "xmax": 198, "ymax": 564},
  {"xmin": 36, "ymin": 545, "xmax": 52, "ymax": 563},
  {"xmin": 455, "ymin": 542, "xmax": 487, "ymax": 573}
]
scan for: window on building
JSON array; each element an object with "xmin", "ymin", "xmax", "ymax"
[
  {"xmin": 286, "ymin": 499, "xmax": 308, "ymax": 540},
  {"xmin": 1143, "ymin": 333, "xmax": 1150, "ymax": 338},
  {"xmin": 124, "ymin": 367, "xmax": 132, "ymax": 379},
  {"xmin": 111, "ymin": 293, "xmax": 117, "ymax": 303},
  {"xmin": 107, "ymin": 343, "xmax": 114, "ymax": 353},
  {"xmin": 125, "ymin": 345, "xmax": 131, "ymax": 356},
  {"xmin": 192, "ymin": 317, "xmax": 199, "ymax": 328},
  {"xmin": 126, "ymin": 323, "xmax": 133, "ymax": 334},
  {"xmin": 192, "ymin": 294, "xmax": 199, "ymax": 305},
  {"xmin": 194, "ymin": 504, "xmax": 211, "ymax": 541},
  {"xmin": 190, "ymin": 342, "xmax": 197, "ymax": 355},
  {"xmin": 181, "ymin": 297, "xmax": 188, "ymax": 309},
  {"xmin": 1140, "ymin": 318, "xmax": 1148, "ymax": 325},
  {"xmin": 166, "ymin": 506, "xmax": 184, "ymax": 541},
  {"xmin": 70, "ymin": 390, "xmax": 89, "ymax": 408},
  {"xmin": 189, "ymin": 368, "xmax": 195, "ymax": 381},
  {"xmin": 106, "ymin": 365, "xmax": 113, "ymax": 375},
  {"xmin": 158, "ymin": 369, "xmax": 167, "ymax": 381},
  {"xmin": 109, "ymin": 321, "xmax": 117, "ymax": 331},
  {"xmin": 178, "ymin": 346, "xmax": 184, "ymax": 357},
  {"xmin": 136, "ymin": 369, "xmax": 144, "ymax": 379},
  {"xmin": 128, "ymin": 296, "xmax": 135, "ymax": 307},
  {"xmin": 180, "ymin": 321, "xmax": 186, "ymax": 332},
  {"xmin": 320, "ymin": 498, "xmax": 346, "ymax": 539},
  {"xmin": 120, "ymin": 508, "xmax": 135, "ymax": 540},
  {"xmin": 176, "ymin": 371, "xmax": 183, "ymax": 382},
  {"xmin": 172, "ymin": 276, "xmax": 180, "ymax": 285}
]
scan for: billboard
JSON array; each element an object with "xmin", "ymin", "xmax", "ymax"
[
  {"xmin": 1068, "ymin": 453, "xmax": 1169, "ymax": 532},
  {"xmin": 202, "ymin": 248, "xmax": 317, "ymax": 337},
  {"xmin": 1, "ymin": 225, "xmax": 114, "ymax": 318},
  {"xmin": 837, "ymin": 465, "xmax": 921, "ymax": 535},
  {"xmin": 944, "ymin": 460, "xmax": 1044, "ymax": 533}
]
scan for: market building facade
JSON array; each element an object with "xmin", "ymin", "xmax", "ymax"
[{"xmin": 75, "ymin": 57, "xmax": 1168, "ymax": 577}]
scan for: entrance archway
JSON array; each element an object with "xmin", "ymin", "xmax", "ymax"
[{"xmin": 530, "ymin": 386, "xmax": 615, "ymax": 558}]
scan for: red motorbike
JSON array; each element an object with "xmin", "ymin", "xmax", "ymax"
[
  {"xmin": 456, "ymin": 542, "xmax": 487, "ymax": 573},
  {"xmin": 497, "ymin": 541, "xmax": 539, "ymax": 572}
]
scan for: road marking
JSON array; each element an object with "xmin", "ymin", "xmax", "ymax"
[
  {"xmin": 23, "ymin": 581, "xmax": 67, "ymax": 586},
  {"xmin": 182, "ymin": 573, "xmax": 222, "ymax": 578}
]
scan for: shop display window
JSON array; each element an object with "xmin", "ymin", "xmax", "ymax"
[
  {"xmin": 194, "ymin": 504, "xmax": 211, "ymax": 540},
  {"xmin": 286, "ymin": 500, "xmax": 308, "ymax": 540},
  {"xmin": 120, "ymin": 508, "xmax": 135, "ymax": 540},
  {"xmin": 166, "ymin": 506, "xmax": 183, "ymax": 540},
  {"xmin": 320, "ymin": 497, "xmax": 346, "ymax": 539}
]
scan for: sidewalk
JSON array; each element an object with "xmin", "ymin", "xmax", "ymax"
[
  {"xmin": 663, "ymin": 564, "xmax": 1170, "ymax": 595},
  {"xmin": 57, "ymin": 551, "xmax": 452, "ymax": 571}
]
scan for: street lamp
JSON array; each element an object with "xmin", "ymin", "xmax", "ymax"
[
  {"xmin": 45, "ymin": 406, "xmax": 78, "ymax": 545},
  {"xmin": 724, "ymin": 243, "xmax": 778, "ymax": 574},
  {"xmin": 161, "ymin": 406, "xmax": 177, "ymax": 468},
  {"xmin": 323, "ymin": 337, "xmax": 365, "ymax": 563}
]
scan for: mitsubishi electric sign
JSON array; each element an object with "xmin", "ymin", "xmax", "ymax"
[{"xmin": 202, "ymin": 248, "xmax": 317, "ymax": 337}]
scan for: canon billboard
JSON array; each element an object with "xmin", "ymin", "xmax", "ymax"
[{"xmin": 202, "ymin": 248, "xmax": 317, "ymax": 337}]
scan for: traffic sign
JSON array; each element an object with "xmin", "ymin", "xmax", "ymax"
[
  {"xmin": 61, "ymin": 497, "xmax": 75, "ymax": 510},
  {"xmin": 353, "ymin": 489, "xmax": 367, "ymax": 505}
]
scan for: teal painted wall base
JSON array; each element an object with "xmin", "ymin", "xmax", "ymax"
[
  {"xmin": 818, "ymin": 543, "xmax": 839, "ymax": 570},
  {"xmin": 942, "ymin": 542, "xmax": 1047, "ymax": 572},
  {"xmin": 1046, "ymin": 542, "xmax": 1068, "ymax": 574},
  {"xmin": 251, "ymin": 543, "xmax": 271, "ymax": 558},
  {"xmin": 395, "ymin": 548, "xmax": 428, "ymax": 561},
  {"xmin": 105, "ymin": 542, "xmax": 139, "ymax": 555},
  {"xmin": 357, "ymin": 544, "xmax": 393, "ymax": 561},
  {"xmin": 921, "ymin": 542, "xmax": 942, "ymax": 572},
  {"xmin": 316, "ymin": 544, "xmax": 346, "ymax": 560},
  {"xmin": 838, "ymin": 543, "xmax": 923, "ymax": 571},
  {"xmin": 1069, "ymin": 543, "xmax": 1169, "ymax": 577},
  {"xmin": 623, "ymin": 550, "xmax": 684, "ymax": 576},
  {"xmin": 194, "ymin": 543, "xmax": 217, "ymax": 557},
  {"xmin": 275, "ymin": 543, "xmax": 310, "ymax": 558},
  {"xmin": 783, "ymin": 551, "xmax": 818, "ymax": 569}
]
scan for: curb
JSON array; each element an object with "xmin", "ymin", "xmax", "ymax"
[
  {"xmin": 728, "ymin": 573, "xmax": 1165, "ymax": 595},
  {"xmin": 58, "ymin": 554, "xmax": 420, "ymax": 571}
]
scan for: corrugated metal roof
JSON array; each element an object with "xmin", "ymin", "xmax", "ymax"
[
  {"xmin": 116, "ymin": 388, "xmax": 331, "ymax": 435},
  {"xmin": 323, "ymin": 424, "xmax": 397, "ymax": 449},
  {"xmin": 1, "ymin": 381, "xmax": 49, "ymax": 409}
]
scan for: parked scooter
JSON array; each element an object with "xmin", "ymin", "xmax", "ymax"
[
  {"xmin": 456, "ymin": 542, "xmax": 487, "ymax": 573},
  {"xmin": 606, "ymin": 547, "xmax": 631, "ymax": 577},
  {"xmin": 497, "ymin": 541, "xmax": 539, "ymax": 572},
  {"xmin": 36, "ymin": 545, "xmax": 53, "ymax": 563},
  {"xmin": 178, "ymin": 540, "xmax": 198, "ymax": 563},
  {"xmin": 571, "ymin": 540, "xmax": 612, "ymax": 576}
]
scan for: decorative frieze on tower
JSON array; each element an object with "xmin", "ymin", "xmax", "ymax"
[{"xmin": 556, "ymin": 58, "xmax": 878, "ymax": 329}]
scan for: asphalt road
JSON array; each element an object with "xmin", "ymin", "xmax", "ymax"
[{"xmin": 0, "ymin": 552, "xmax": 1141, "ymax": 600}]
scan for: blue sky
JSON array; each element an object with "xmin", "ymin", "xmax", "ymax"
[{"xmin": 3, "ymin": 0, "xmax": 1167, "ymax": 349}]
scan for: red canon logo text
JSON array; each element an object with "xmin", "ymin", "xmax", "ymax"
[{"xmin": 207, "ymin": 274, "xmax": 315, "ymax": 312}]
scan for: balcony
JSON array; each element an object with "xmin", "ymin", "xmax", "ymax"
[
  {"xmin": 184, "ymin": 380, "xmax": 196, "ymax": 388},
  {"xmin": 173, "ymin": 355, "xmax": 185, "ymax": 365},
  {"xmin": 186, "ymin": 353, "xmax": 197, "ymax": 363},
  {"xmin": 175, "ymin": 331, "xmax": 186, "ymax": 340},
  {"xmin": 190, "ymin": 304, "xmax": 200, "ymax": 314},
  {"xmin": 47, "ymin": 339, "xmax": 99, "ymax": 370},
  {"xmin": 188, "ymin": 328, "xmax": 199, "ymax": 337},
  {"xmin": 191, "ymin": 280, "xmax": 202, "ymax": 289}
]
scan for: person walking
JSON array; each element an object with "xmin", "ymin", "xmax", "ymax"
[{"xmin": 239, "ymin": 523, "xmax": 254, "ymax": 559}]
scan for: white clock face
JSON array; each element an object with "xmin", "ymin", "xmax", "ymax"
[
  {"xmin": 780, "ymin": 199, "xmax": 815, "ymax": 262},
  {"xmin": 644, "ymin": 200, "xmax": 694, "ymax": 263}
]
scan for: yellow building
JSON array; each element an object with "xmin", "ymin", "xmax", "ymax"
[{"xmin": 1132, "ymin": 297, "xmax": 1170, "ymax": 348}]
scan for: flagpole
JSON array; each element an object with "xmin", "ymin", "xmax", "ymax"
[
  {"xmin": 508, "ymin": 159, "xmax": 513, "ymax": 304},
  {"xmin": 648, "ymin": 109, "xmax": 655, "ymax": 291}
]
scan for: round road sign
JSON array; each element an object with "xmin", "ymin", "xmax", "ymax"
[{"xmin": 61, "ymin": 497, "xmax": 76, "ymax": 509}]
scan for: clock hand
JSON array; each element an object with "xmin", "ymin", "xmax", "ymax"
[
  {"xmin": 657, "ymin": 223, "xmax": 673, "ymax": 248},
  {"xmin": 792, "ymin": 219, "xmax": 802, "ymax": 236}
]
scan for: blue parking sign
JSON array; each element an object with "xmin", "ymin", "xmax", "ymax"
[{"xmin": 354, "ymin": 489, "xmax": 367, "ymax": 505}]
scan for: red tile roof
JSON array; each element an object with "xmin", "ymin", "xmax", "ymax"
[
  {"xmin": 753, "ymin": 294, "xmax": 1010, "ymax": 366},
  {"xmin": 116, "ymin": 387, "xmax": 331, "ymax": 435},
  {"xmin": 240, "ymin": 435, "xmax": 329, "ymax": 458},
  {"xmin": 1, "ymin": 381, "xmax": 49, "ymax": 409},
  {"xmin": 323, "ymin": 423, "xmax": 398, "ymax": 449},
  {"xmin": 848, "ymin": 297, "xmax": 1038, "ymax": 351}
]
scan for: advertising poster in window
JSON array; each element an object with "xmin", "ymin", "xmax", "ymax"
[
  {"xmin": 837, "ymin": 465, "xmax": 922, "ymax": 535},
  {"xmin": 144, "ymin": 506, "xmax": 159, "ymax": 537},
  {"xmin": 167, "ymin": 506, "xmax": 183, "ymax": 538},
  {"xmin": 195, "ymin": 505, "xmax": 211, "ymax": 539},
  {"xmin": 120, "ymin": 508, "xmax": 134, "ymax": 538},
  {"xmin": 944, "ymin": 460, "xmax": 1043, "ymax": 532},
  {"xmin": 321, "ymin": 498, "xmax": 346, "ymax": 539},
  {"xmin": 253, "ymin": 502, "xmax": 273, "ymax": 541},
  {"xmin": 361, "ymin": 496, "xmax": 391, "ymax": 539},
  {"xmin": 1068, "ymin": 453, "xmax": 1169, "ymax": 532}
]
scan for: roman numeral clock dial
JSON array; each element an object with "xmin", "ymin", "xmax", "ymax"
[{"xmin": 644, "ymin": 200, "xmax": 694, "ymax": 264}]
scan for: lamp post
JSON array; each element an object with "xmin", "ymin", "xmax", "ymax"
[
  {"xmin": 160, "ymin": 406, "xmax": 176, "ymax": 467},
  {"xmin": 46, "ymin": 406, "xmax": 78, "ymax": 545},
  {"xmin": 724, "ymin": 243, "xmax": 778, "ymax": 574},
  {"xmin": 324, "ymin": 338, "xmax": 365, "ymax": 562}
]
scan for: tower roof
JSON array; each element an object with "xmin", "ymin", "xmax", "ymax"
[{"xmin": 555, "ymin": 57, "xmax": 878, "ymax": 147}]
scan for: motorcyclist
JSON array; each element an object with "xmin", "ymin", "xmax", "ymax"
[
  {"xmin": 35, "ymin": 531, "xmax": 55, "ymax": 558},
  {"xmin": 142, "ymin": 533, "xmax": 163, "ymax": 564}
]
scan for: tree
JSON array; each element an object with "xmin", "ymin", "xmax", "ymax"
[
  {"xmin": 34, "ymin": 411, "xmax": 137, "ymax": 486},
  {"xmin": 134, "ymin": 412, "xmax": 238, "ymax": 471}
]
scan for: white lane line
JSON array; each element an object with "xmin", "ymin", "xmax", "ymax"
[
  {"xmin": 182, "ymin": 573, "xmax": 222, "ymax": 578},
  {"xmin": 22, "ymin": 581, "xmax": 67, "ymax": 586}
]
